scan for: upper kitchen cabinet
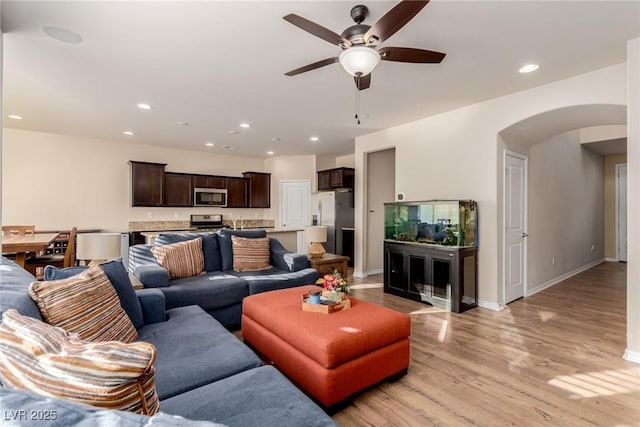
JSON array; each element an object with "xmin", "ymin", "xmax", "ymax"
[
  {"xmin": 129, "ymin": 161, "xmax": 166, "ymax": 207},
  {"xmin": 243, "ymin": 172, "xmax": 271, "ymax": 208},
  {"xmin": 164, "ymin": 173, "xmax": 193, "ymax": 207},
  {"xmin": 193, "ymin": 175, "xmax": 226, "ymax": 189},
  {"xmin": 226, "ymin": 177, "xmax": 248, "ymax": 208},
  {"xmin": 317, "ymin": 167, "xmax": 354, "ymax": 191}
]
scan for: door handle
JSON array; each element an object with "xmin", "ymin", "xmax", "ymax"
[{"xmin": 522, "ymin": 233, "xmax": 528, "ymax": 238}]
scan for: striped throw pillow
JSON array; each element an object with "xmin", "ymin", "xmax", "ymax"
[
  {"xmin": 150, "ymin": 237, "xmax": 204, "ymax": 279},
  {"xmin": 231, "ymin": 236, "xmax": 272, "ymax": 272},
  {"xmin": 0, "ymin": 309, "xmax": 159, "ymax": 415},
  {"xmin": 29, "ymin": 266, "xmax": 138, "ymax": 343}
]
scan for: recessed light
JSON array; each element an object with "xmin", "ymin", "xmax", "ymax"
[
  {"xmin": 239, "ymin": 122, "xmax": 251, "ymax": 128},
  {"xmin": 177, "ymin": 121, "xmax": 189, "ymax": 126},
  {"xmin": 7, "ymin": 115, "xmax": 23, "ymax": 120},
  {"xmin": 519, "ymin": 64, "xmax": 539, "ymax": 73},
  {"xmin": 123, "ymin": 131, "xmax": 135, "ymax": 136},
  {"xmin": 136, "ymin": 103, "xmax": 153, "ymax": 110},
  {"xmin": 43, "ymin": 26, "xmax": 83, "ymax": 44},
  {"xmin": 309, "ymin": 136, "xmax": 319, "ymax": 142},
  {"xmin": 205, "ymin": 142, "xmax": 214, "ymax": 147},
  {"xmin": 222, "ymin": 145, "xmax": 238, "ymax": 150},
  {"xmin": 271, "ymin": 137, "xmax": 280, "ymax": 142},
  {"xmin": 228, "ymin": 130, "xmax": 239, "ymax": 135},
  {"xmin": 267, "ymin": 151, "xmax": 275, "ymax": 155}
]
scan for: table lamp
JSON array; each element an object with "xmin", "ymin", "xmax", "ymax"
[
  {"xmin": 76, "ymin": 233, "xmax": 122, "ymax": 266},
  {"xmin": 304, "ymin": 226, "xmax": 327, "ymax": 258}
]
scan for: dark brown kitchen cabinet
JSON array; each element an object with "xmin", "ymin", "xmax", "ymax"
[
  {"xmin": 242, "ymin": 172, "xmax": 271, "ymax": 208},
  {"xmin": 129, "ymin": 161, "xmax": 166, "ymax": 207},
  {"xmin": 317, "ymin": 167, "xmax": 354, "ymax": 191},
  {"xmin": 193, "ymin": 175, "xmax": 226, "ymax": 189},
  {"xmin": 226, "ymin": 177, "xmax": 248, "ymax": 208},
  {"xmin": 164, "ymin": 173, "xmax": 193, "ymax": 207},
  {"xmin": 318, "ymin": 170, "xmax": 331, "ymax": 191}
]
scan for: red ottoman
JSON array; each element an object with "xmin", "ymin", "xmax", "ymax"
[{"xmin": 242, "ymin": 285, "xmax": 410, "ymax": 408}]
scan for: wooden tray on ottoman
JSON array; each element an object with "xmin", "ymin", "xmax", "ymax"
[{"xmin": 301, "ymin": 292, "xmax": 351, "ymax": 314}]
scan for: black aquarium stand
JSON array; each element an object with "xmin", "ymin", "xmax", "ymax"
[{"xmin": 384, "ymin": 241, "xmax": 478, "ymax": 313}]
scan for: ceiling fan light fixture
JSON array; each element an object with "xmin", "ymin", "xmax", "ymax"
[{"xmin": 339, "ymin": 46, "xmax": 381, "ymax": 77}]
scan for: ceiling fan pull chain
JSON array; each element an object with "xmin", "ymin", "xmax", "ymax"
[{"xmin": 355, "ymin": 78, "xmax": 361, "ymax": 125}]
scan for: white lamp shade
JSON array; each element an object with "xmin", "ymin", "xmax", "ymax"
[
  {"xmin": 338, "ymin": 46, "xmax": 381, "ymax": 76},
  {"xmin": 304, "ymin": 226, "xmax": 327, "ymax": 243},
  {"xmin": 76, "ymin": 233, "xmax": 122, "ymax": 261}
]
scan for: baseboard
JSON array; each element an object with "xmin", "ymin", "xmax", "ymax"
[
  {"xmin": 353, "ymin": 271, "xmax": 366, "ymax": 278},
  {"xmin": 366, "ymin": 268, "xmax": 383, "ymax": 276},
  {"xmin": 605, "ymin": 257, "xmax": 618, "ymax": 262},
  {"xmin": 623, "ymin": 348, "xmax": 640, "ymax": 364},
  {"xmin": 477, "ymin": 300, "xmax": 507, "ymax": 311},
  {"xmin": 526, "ymin": 258, "xmax": 605, "ymax": 297}
]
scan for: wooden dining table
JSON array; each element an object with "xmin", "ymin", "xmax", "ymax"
[{"xmin": 1, "ymin": 233, "xmax": 60, "ymax": 267}]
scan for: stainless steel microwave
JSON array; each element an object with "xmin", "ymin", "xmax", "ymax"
[{"xmin": 194, "ymin": 188, "xmax": 227, "ymax": 207}]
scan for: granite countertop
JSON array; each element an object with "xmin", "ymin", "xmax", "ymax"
[{"xmin": 140, "ymin": 227, "xmax": 302, "ymax": 237}]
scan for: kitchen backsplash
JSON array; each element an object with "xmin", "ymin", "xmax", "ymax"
[{"xmin": 129, "ymin": 219, "xmax": 275, "ymax": 232}]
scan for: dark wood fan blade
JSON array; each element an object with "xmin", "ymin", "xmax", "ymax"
[
  {"xmin": 285, "ymin": 57, "xmax": 339, "ymax": 76},
  {"xmin": 283, "ymin": 14, "xmax": 349, "ymax": 47},
  {"xmin": 365, "ymin": 1, "xmax": 429, "ymax": 44},
  {"xmin": 379, "ymin": 46, "xmax": 445, "ymax": 63},
  {"xmin": 354, "ymin": 73, "xmax": 371, "ymax": 90}
]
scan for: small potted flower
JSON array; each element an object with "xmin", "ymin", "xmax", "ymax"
[{"xmin": 316, "ymin": 269, "xmax": 352, "ymax": 302}]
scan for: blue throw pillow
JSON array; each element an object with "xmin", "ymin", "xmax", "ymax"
[
  {"xmin": 155, "ymin": 233, "xmax": 222, "ymax": 272},
  {"xmin": 217, "ymin": 229, "xmax": 267, "ymax": 271},
  {"xmin": 43, "ymin": 260, "xmax": 144, "ymax": 330}
]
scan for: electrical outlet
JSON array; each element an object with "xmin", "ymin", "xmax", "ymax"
[
  {"xmin": 147, "ymin": 212, "xmax": 153, "ymax": 219},
  {"xmin": 174, "ymin": 212, "xmax": 180, "ymax": 219},
  {"xmin": 552, "ymin": 256, "xmax": 556, "ymax": 265}
]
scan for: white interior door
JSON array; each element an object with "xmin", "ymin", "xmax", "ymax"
[
  {"xmin": 617, "ymin": 164, "xmax": 627, "ymax": 262},
  {"xmin": 280, "ymin": 180, "xmax": 310, "ymax": 229},
  {"xmin": 504, "ymin": 152, "xmax": 527, "ymax": 303}
]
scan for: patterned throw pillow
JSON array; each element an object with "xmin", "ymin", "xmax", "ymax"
[
  {"xmin": 0, "ymin": 309, "xmax": 159, "ymax": 415},
  {"xmin": 29, "ymin": 266, "xmax": 138, "ymax": 343},
  {"xmin": 231, "ymin": 236, "xmax": 272, "ymax": 272},
  {"xmin": 150, "ymin": 237, "xmax": 204, "ymax": 279}
]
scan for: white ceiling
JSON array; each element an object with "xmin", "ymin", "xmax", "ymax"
[{"xmin": 2, "ymin": 1, "xmax": 639, "ymax": 158}]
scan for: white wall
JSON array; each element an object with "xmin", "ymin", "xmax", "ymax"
[
  {"xmin": 355, "ymin": 63, "xmax": 627, "ymax": 306},
  {"xmin": 2, "ymin": 129, "xmax": 267, "ymax": 232},
  {"xmin": 527, "ymin": 130, "xmax": 604, "ymax": 290},
  {"xmin": 626, "ymin": 38, "xmax": 640, "ymax": 362}
]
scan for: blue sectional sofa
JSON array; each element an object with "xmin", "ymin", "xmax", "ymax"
[
  {"xmin": 128, "ymin": 229, "xmax": 320, "ymax": 328},
  {"xmin": 0, "ymin": 256, "xmax": 336, "ymax": 426}
]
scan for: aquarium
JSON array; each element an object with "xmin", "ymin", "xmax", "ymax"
[{"xmin": 384, "ymin": 200, "xmax": 477, "ymax": 247}]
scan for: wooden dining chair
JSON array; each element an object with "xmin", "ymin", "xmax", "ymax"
[
  {"xmin": 2, "ymin": 225, "xmax": 36, "ymax": 236},
  {"xmin": 2, "ymin": 225, "xmax": 37, "ymax": 260},
  {"xmin": 25, "ymin": 227, "xmax": 77, "ymax": 280}
]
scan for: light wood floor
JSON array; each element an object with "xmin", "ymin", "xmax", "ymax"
[{"xmin": 332, "ymin": 262, "xmax": 640, "ymax": 426}]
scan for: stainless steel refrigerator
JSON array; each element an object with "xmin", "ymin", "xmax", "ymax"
[{"xmin": 310, "ymin": 191, "xmax": 354, "ymax": 258}]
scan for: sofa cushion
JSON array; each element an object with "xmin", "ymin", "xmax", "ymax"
[
  {"xmin": 151, "ymin": 238, "xmax": 204, "ymax": 279},
  {"xmin": 29, "ymin": 266, "xmax": 138, "ymax": 343},
  {"xmin": 0, "ymin": 309, "xmax": 158, "ymax": 415},
  {"xmin": 0, "ymin": 257, "xmax": 42, "ymax": 320},
  {"xmin": 0, "ymin": 389, "xmax": 223, "ymax": 427},
  {"xmin": 231, "ymin": 236, "xmax": 272, "ymax": 272},
  {"xmin": 217, "ymin": 229, "xmax": 267, "ymax": 271},
  {"xmin": 136, "ymin": 305, "xmax": 261, "ymax": 400},
  {"xmin": 44, "ymin": 260, "xmax": 145, "ymax": 330},
  {"xmin": 231, "ymin": 267, "xmax": 320, "ymax": 295},
  {"xmin": 161, "ymin": 366, "xmax": 337, "ymax": 427},
  {"xmin": 155, "ymin": 233, "xmax": 222, "ymax": 272},
  {"xmin": 160, "ymin": 272, "xmax": 248, "ymax": 312}
]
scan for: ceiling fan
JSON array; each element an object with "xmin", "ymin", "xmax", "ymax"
[{"xmin": 283, "ymin": 0, "xmax": 446, "ymax": 90}]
